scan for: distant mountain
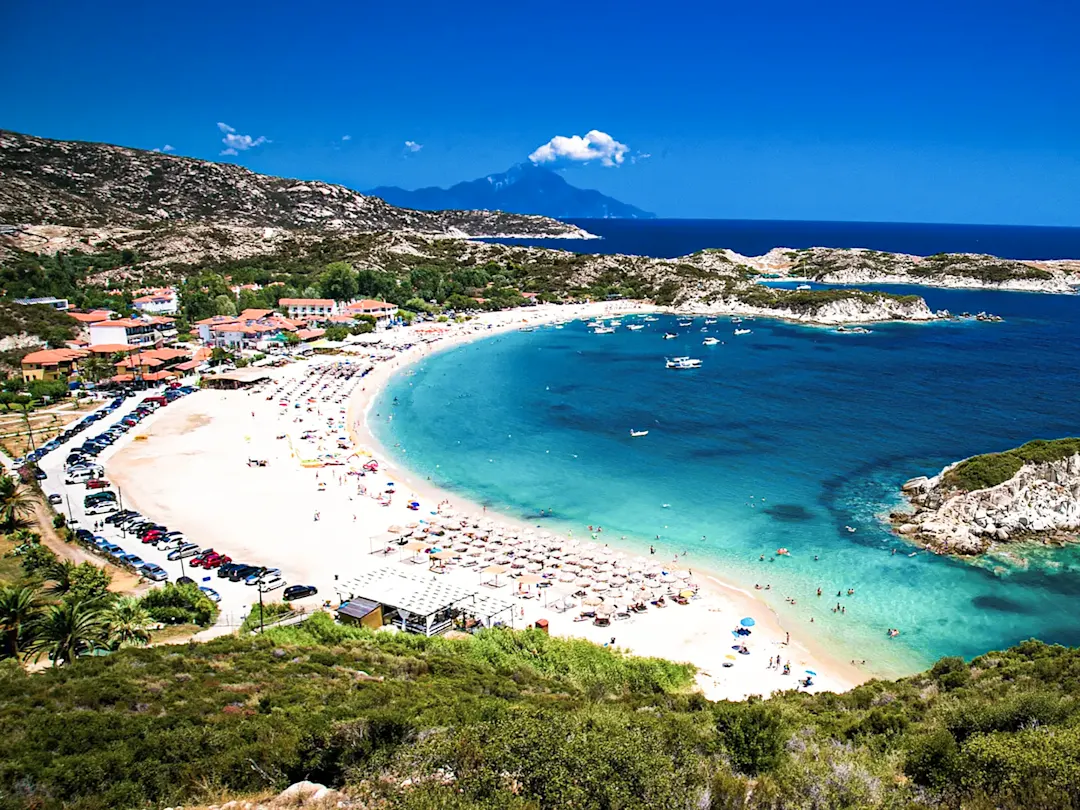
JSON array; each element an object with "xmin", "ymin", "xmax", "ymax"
[
  {"xmin": 0, "ymin": 130, "xmax": 587, "ymax": 238},
  {"xmin": 368, "ymin": 163, "xmax": 655, "ymax": 220}
]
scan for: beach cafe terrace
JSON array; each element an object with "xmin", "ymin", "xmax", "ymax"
[{"xmin": 335, "ymin": 568, "xmax": 515, "ymax": 637}]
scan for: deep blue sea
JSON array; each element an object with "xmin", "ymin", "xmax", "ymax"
[
  {"xmin": 490, "ymin": 218, "xmax": 1080, "ymax": 260},
  {"xmin": 375, "ymin": 222, "xmax": 1080, "ymax": 676}
]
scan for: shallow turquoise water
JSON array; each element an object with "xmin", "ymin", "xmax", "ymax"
[{"xmin": 372, "ymin": 287, "xmax": 1080, "ymax": 676}]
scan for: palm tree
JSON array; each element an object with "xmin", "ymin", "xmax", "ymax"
[
  {"xmin": 43, "ymin": 559, "xmax": 78, "ymax": 597},
  {"xmin": 28, "ymin": 598, "xmax": 109, "ymax": 666},
  {"xmin": 0, "ymin": 586, "xmax": 42, "ymax": 659},
  {"xmin": 106, "ymin": 596, "xmax": 152, "ymax": 649},
  {"xmin": 0, "ymin": 475, "xmax": 35, "ymax": 532}
]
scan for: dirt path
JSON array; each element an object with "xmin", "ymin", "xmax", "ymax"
[{"xmin": 32, "ymin": 498, "xmax": 146, "ymax": 595}]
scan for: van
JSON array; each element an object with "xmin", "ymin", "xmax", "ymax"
[{"xmin": 65, "ymin": 467, "xmax": 98, "ymax": 484}]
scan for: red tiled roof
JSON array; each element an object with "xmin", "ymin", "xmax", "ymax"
[
  {"xmin": 21, "ymin": 348, "xmax": 88, "ymax": 365},
  {"xmin": 346, "ymin": 299, "xmax": 397, "ymax": 312},
  {"xmin": 142, "ymin": 370, "xmax": 178, "ymax": 381},
  {"xmin": 88, "ymin": 344, "xmax": 136, "ymax": 354},
  {"xmin": 110, "ymin": 374, "xmax": 135, "ymax": 383},
  {"xmin": 173, "ymin": 359, "xmax": 202, "ymax": 371},
  {"xmin": 67, "ymin": 310, "xmax": 112, "ymax": 324},
  {"xmin": 295, "ymin": 328, "xmax": 326, "ymax": 340},
  {"xmin": 239, "ymin": 308, "xmax": 273, "ymax": 320}
]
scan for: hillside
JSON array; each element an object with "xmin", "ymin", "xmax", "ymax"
[
  {"xmin": 369, "ymin": 162, "xmax": 655, "ymax": 220},
  {"xmin": 1, "ymin": 618, "xmax": 1079, "ymax": 810},
  {"xmin": 0, "ymin": 130, "xmax": 588, "ymax": 238}
]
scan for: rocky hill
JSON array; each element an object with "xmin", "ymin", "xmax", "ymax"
[
  {"xmin": 752, "ymin": 247, "xmax": 1080, "ymax": 293},
  {"xmin": 369, "ymin": 162, "xmax": 655, "ymax": 220},
  {"xmin": 0, "ymin": 130, "xmax": 588, "ymax": 238},
  {"xmin": 896, "ymin": 439, "xmax": 1080, "ymax": 555}
]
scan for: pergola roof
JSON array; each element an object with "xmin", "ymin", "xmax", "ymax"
[{"xmin": 337, "ymin": 568, "xmax": 513, "ymax": 622}]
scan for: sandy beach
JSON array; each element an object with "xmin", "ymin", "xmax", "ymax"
[{"xmin": 108, "ymin": 303, "xmax": 865, "ymax": 700}]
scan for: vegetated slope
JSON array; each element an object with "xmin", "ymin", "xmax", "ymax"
[
  {"xmin": 369, "ymin": 162, "xmax": 655, "ymax": 220},
  {"xmin": 0, "ymin": 130, "xmax": 585, "ymax": 238},
  {"xmin": 942, "ymin": 438, "xmax": 1080, "ymax": 492},
  {"xmin": 2, "ymin": 617, "xmax": 1079, "ymax": 810}
]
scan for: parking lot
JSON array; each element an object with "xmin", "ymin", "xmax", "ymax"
[{"xmin": 32, "ymin": 385, "xmax": 287, "ymax": 625}]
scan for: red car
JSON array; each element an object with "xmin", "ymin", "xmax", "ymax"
[
  {"xmin": 141, "ymin": 530, "xmax": 165, "ymax": 545},
  {"xmin": 86, "ymin": 478, "xmax": 111, "ymax": 490},
  {"xmin": 192, "ymin": 551, "xmax": 231, "ymax": 568}
]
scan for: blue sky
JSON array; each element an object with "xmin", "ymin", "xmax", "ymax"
[{"xmin": 2, "ymin": 0, "xmax": 1078, "ymax": 225}]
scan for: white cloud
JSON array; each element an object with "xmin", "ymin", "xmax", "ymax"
[
  {"xmin": 529, "ymin": 129, "xmax": 630, "ymax": 167},
  {"xmin": 216, "ymin": 122, "xmax": 268, "ymax": 156},
  {"xmin": 151, "ymin": 144, "xmax": 175, "ymax": 153},
  {"xmin": 342, "ymin": 134, "xmax": 352, "ymax": 141},
  {"xmin": 404, "ymin": 140, "xmax": 423, "ymax": 153}
]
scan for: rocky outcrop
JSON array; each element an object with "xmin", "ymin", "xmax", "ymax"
[
  {"xmin": 895, "ymin": 453, "xmax": 1080, "ymax": 555},
  {"xmin": 0, "ymin": 130, "xmax": 589, "ymax": 239},
  {"xmin": 684, "ymin": 293, "xmax": 942, "ymax": 325}
]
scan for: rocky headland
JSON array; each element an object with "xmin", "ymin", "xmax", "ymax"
[{"xmin": 894, "ymin": 439, "xmax": 1080, "ymax": 555}]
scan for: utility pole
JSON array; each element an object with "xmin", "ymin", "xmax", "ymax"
[{"xmin": 258, "ymin": 566, "xmax": 267, "ymax": 633}]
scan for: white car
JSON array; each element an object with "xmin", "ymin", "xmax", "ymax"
[
  {"xmin": 258, "ymin": 575, "xmax": 286, "ymax": 592},
  {"xmin": 85, "ymin": 501, "xmax": 119, "ymax": 516}
]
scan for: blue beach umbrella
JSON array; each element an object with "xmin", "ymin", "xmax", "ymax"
[
  {"xmin": 805, "ymin": 670, "xmax": 817, "ymax": 676},
  {"xmin": 740, "ymin": 617, "xmax": 756, "ymax": 627}
]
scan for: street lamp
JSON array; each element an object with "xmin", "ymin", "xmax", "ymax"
[{"xmin": 257, "ymin": 566, "xmax": 268, "ymax": 633}]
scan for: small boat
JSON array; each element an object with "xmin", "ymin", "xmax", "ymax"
[
  {"xmin": 520, "ymin": 326, "xmax": 536, "ymax": 332},
  {"xmin": 702, "ymin": 337, "xmax": 720, "ymax": 345},
  {"xmin": 608, "ymin": 319, "xmax": 622, "ymax": 326},
  {"xmin": 662, "ymin": 332, "xmax": 677, "ymax": 340},
  {"xmin": 845, "ymin": 526, "xmax": 857, "ymax": 533},
  {"xmin": 626, "ymin": 324, "xmax": 645, "ymax": 331},
  {"xmin": 666, "ymin": 356, "xmax": 702, "ymax": 369},
  {"xmin": 796, "ymin": 284, "xmax": 812, "ymax": 291},
  {"xmin": 731, "ymin": 316, "xmax": 743, "ymax": 324},
  {"xmin": 586, "ymin": 321, "xmax": 602, "ymax": 328},
  {"xmin": 643, "ymin": 316, "xmax": 659, "ymax": 322},
  {"xmin": 593, "ymin": 326, "xmax": 615, "ymax": 334},
  {"xmin": 700, "ymin": 327, "xmax": 708, "ymax": 332},
  {"xmin": 678, "ymin": 320, "xmax": 693, "ymax": 327},
  {"xmin": 630, "ymin": 429, "xmax": 649, "ymax": 437},
  {"xmin": 704, "ymin": 318, "xmax": 716, "ymax": 324},
  {"xmin": 734, "ymin": 329, "xmax": 752, "ymax": 336}
]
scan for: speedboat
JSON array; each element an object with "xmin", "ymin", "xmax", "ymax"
[
  {"xmin": 665, "ymin": 356, "xmax": 702, "ymax": 369},
  {"xmin": 731, "ymin": 316, "xmax": 743, "ymax": 324},
  {"xmin": 678, "ymin": 320, "xmax": 692, "ymax": 327},
  {"xmin": 643, "ymin": 316, "xmax": 659, "ymax": 322},
  {"xmin": 734, "ymin": 329, "xmax": 752, "ymax": 336},
  {"xmin": 702, "ymin": 337, "xmax": 720, "ymax": 345},
  {"xmin": 608, "ymin": 319, "xmax": 622, "ymax": 326},
  {"xmin": 662, "ymin": 332, "xmax": 677, "ymax": 340},
  {"xmin": 796, "ymin": 284, "xmax": 812, "ymax": 290},
  {"xmin": 593, "ymin": 326, "xmax": 615, "ymax": 334},
  {"xmin": 626, "ymin": 324, "xmax": 645, "ymax": 331},
  {"xmin": 630, "ymin": 429, "xmax": 649, "ymax": 437},
  {"xmin": 586, "ymin": 321, "xmax": 602, "ymax": 328},
  {"xmin": 704, "ymin": 318, "xmax": 716, "ymax": 324}
]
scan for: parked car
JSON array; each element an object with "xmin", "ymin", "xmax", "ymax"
[
  {"xmin": 105, "ymin": 510, "xmax": 137, "ymax": 525},
  {"xmin": 258, "ymin": 575, "xmax": 286, "ymax": 592},
  {"xmin": 245, "ymin": 567, "xmax": 281, "ymax": 586},
  {"xmin": 189, "ymin": 549, "xmax": 218, "ymax": 568},
  {"xmin": 199, "ymin": 586, "xmax": 221, "ymax": 603},
  {"xmin": 217, "ymin": 562, "xmax": 245, "ymax": 579},
  {"xmin": 140, "ymin": 563, "xmax": 168, "ymax": 582},
  {"xmin": 229, "ymin": 565, "xmax": 261, "ymax": 583},
  {"xmin": 283, "ymin": 584, "xmax": 318, "ymax": 601},
  {"xmin": 167, "ymin": 544, "xmax": 202, "ymax": 561},
  {"xmin": 74, "ymin": 529, "xmax": 94, "ymax": 544},
  {"xmin": 86, "ymin": 478, "xmax": 111, "ymax": 490},
  {"xmin": 176, "ymin": 576, "xmax": 196, "ymax": 586},
  {"xmin": 100, "ymin": 543, "xmax": 121, "ymax": 555},
  {"xmin": 120, "ymin": 554, "xmax": 146, "ymax": 568},
  {"xmin": 47, "ymin": 494, "xmax": 63, "ymax": 505}
]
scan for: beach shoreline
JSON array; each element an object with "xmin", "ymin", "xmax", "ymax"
[{"xmin": 346, "ymin": 304, "xmax": 869, "ymax": 695}]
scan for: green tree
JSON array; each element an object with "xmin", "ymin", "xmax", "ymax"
[
  {"xmin": 213, "ymin": 294, "xmax": 237, "ymax": 317},
  {"xmin": 324, "ymin": 325, "xmax": 349, "ymax": 342},
  {"xmin": 0, "ymin": 475, "xmax": 35, "ymax": 532},
  {"xmin": 27, "ymin": 598, "xmax": 109, "ymax": 666},
  {"xmin": 45, "ymin": 560, "xmax": 111, "ymax": 601},
  {"xmin": 79, "ymin": 353, "xmax": 114, "ymax": 385},
  {"xmin": 320, "ymin": 262, "xmax": 358, "ymax": 303},
  {"xmin": 107, "ymin": 595, "xmax": 152, "ymax": 649},
  {"xmin": 0, "ymin": 585, "xmax": 41, "ymax": 659},
  {"xmin": 714, "ymin": 701, "xmax": 788, "ymax": 776},
  {"xmin": 182, "ymin": 290, "xmax": 215, "ymax": 322}
]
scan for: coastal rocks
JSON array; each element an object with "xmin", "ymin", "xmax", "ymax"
[{"xmin": 895, "ymin": 452, "xmax": 1080, "ymax": 556}]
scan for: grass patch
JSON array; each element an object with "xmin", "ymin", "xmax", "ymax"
[{"xmin": 943, "ymin": 438, "xmax": 1080, "ymax": 491}]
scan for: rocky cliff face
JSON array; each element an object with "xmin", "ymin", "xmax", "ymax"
[
  {"xmin": 896, "ymin": 454, "xmax": 1080, "ymax": 555},
  {"xmin": 685, "ymin": 294, "xmax": 940, "ymax": 324},
  {"xmin": 0, "ymin": 130, "xmax": 589, "ymax": 238}
]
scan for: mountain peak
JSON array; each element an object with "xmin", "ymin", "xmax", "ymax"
[{"xmin": 369, "ymin": 165, "xmax": 654, "ymax": 220}]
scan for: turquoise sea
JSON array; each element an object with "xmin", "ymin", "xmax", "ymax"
[{"xmin": 372, "ymin": 285, "xmax": 1080, "ymax": 676}]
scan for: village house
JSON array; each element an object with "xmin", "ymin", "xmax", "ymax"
[
  {"xmin": 279, "ymin": 298, "xmax": 339, "ymax": 320},
  {"xmin": 88, "ymin": 316, "xmax": 178, "ymax": 348},
  {"xmin": 131, "ymin": 288, "xmax": 179, "ymax": 315},
  {"xmin": 343, "ymin": 299, "xmax": 398, "ymax": 328},
  {"xmin": 21, "ymin": 348, "xmax": 88, "ymax": 382}
]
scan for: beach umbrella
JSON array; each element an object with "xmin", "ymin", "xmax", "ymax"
[
  {"xmin": 660, "ymin": 572, "xmax": 677, "ymax": 584},
  {"xmin": 517, "ymin": 573, "xmax": 542, "ymax": 584},
  {"xmin": 593, "ymin": 571, "xmax": 610, "ymax": 582},
  {"xmin": 679, "ymin": 589, "xmax": 694, "ymax": 598},
  {"xmin": 675, "ymin": 569, "xmax": 692, "ymax": 580},
  {"xmin": 575, "ymin": 578, "xmax": 593, "ymax": 589},
  {"xmin": 582, "ymin": 595, "xmax": 603, "ymax": 606},
  {"xmin": 595, "ymin": 603, "xmax": 615, "ymax": 616},
  {"xmin": 404, "ymin": 539, "xmax": 428, "ymax": 552},
  {"xmin": 557, "ymin": 572, "xmax": 576, "ymax": 583},
  {"xmin": 592, "ymin": 581, "xmax": 610, "ymax": 592},
  {"xmin": 431, "ymin": 550, "xmax": 456, "ymax": 560},
  {"xmin": 387, "ymin": 525, "xmax": 404, "ymax": 534},
  {"xmin": 805, "ymin": 670, "xmax": 817, "ymax": 676},
  {"xmin": 526, "ymin": 561, "xmax": 543, "ymax": 572},
  {"xmin": 483, "ymin": 564, "xmax": 507, "ymax": 574},
  {"xmin": 740, "ymin": 617, "xmax": 756, "ymax": 627}
]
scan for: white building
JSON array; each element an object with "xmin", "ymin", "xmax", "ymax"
[
  {"xmin": 87, "ymin": 317, "xmax": 178, "ymax": 348},
  {"xmin": 132, "ymin": 289, "xmax": 179, "ymax": 315},
  {"xmin": 279, "ymin": 298, "xmax": 339, "ymax": 320}
]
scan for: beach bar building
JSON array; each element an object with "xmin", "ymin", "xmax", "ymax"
[{"xmin": 336, "ymin": 568, "xmax": 515, "ymax": 636}]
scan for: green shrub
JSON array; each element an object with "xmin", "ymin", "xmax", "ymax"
[{"xmin": 138, "ymin": 583, "xmax": 216, "ymax": 626}]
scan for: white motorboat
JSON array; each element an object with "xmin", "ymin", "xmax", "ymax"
[
  {"xmin": 643, "ymin": 316, "xmax": 659, "ymax": 322},
  {"xmin": 678, "ymin": 320, "xmax": 693, "ymax": 327},
  {"xmin": 734, "ymin": 329, "xmax": 752, "ymax": 336},
  {"xmin": 796, "ymin": 284, "xmax": 812, "ymax": 290},
  {"xmin": 626, "ymin": 324, "xmax": 645, "ymax": 331},
  {"xmin": 608, "ymin": 319, "xmax": 622, "ymax": 326},
  {"xmin": 587, "ymin": 321, "xmax": 602, "ymax": 328},
  {"xmin": 665, "ymin": 356, "xmax": 702, "ymax": 369},
  {"xmin": 702, "ymin": 337, "xmax": 720, "ymax": 345},
  {"xmin": 662, "ymin": 332, "xmax": 677, "ymax": 340},
  {"xmin": 593, "ymin": 326, "xmax": 615, "ymax": 334},
  {"xmin": 731, "ymin": 316, "xmax": 743, "ymax": 324},
  {"xmin": 630, "ymin": 429, "xmax": 649, "ymax": 437},
  {"xmin": 704, "ymin": 318, "xmax": 716, "ymax": 324}
]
